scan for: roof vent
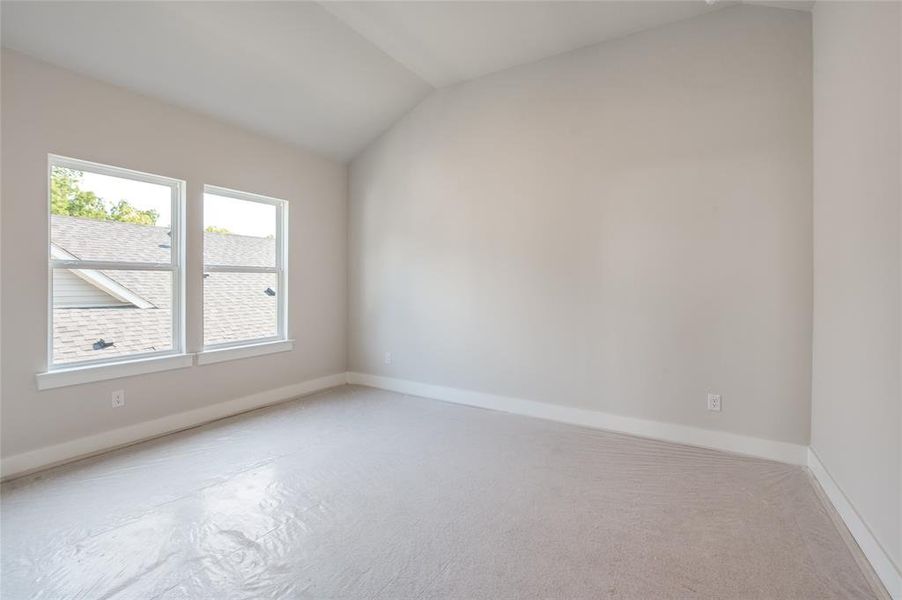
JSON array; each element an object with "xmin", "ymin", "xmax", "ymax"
[
  {"xmin": 264, "ymin": 287, "xmax": 276, "ymax": 297},
  {"xmin": 93, "ymin": 339, "xmax": 115, "ymax": 350}
]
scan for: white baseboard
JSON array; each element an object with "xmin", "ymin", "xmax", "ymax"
[
  {"xmin": 808, "ymin": 448, "xmax": 902, "ymax": 600},
  {"xmin": 347, "ymin": 372, "xmax": 808, "ymax": 465},
  {"xmin": 0, "ymin": 372, "xmax": 348, "ymax": 481}
]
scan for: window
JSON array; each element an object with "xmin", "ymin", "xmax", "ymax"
[
  {"xmin": 48, "ymin": 155, "xmax": 185, "ymax": 369},
  {"xmin": 202, "ymin": 185, "xmax": 287, "ymax": 349}
]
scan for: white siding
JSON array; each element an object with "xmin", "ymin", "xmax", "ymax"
[{"xmin": 53, "ymin": 269, "xmax": 129, "ymax": 308}]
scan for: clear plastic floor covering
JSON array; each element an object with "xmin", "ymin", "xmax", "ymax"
[{"xmin": 1, "ymin": 385, "xmax": 888, "ymax": 599}]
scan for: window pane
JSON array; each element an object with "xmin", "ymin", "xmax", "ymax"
[
  {"xmin": 52, "ymin": 269, "xmax": 172, "ymax": 364},
  {"xmin": 204, "ymin": 193, "xmax": 276, "ymax": 268},
  {"xmin": 50, "ymin": 166, "xmax": 172, "ymax": 263},
  {"xmin": 204, "ymin": 272, "xmax": 278, "ymax": 346}
]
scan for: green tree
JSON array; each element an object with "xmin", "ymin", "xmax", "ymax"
[
  {"xmin": 51, "ymin": 167, "xmax": 107, "ymax": 220},
  {"xmin": 51, "ymin": 167, "xmax": 159, "ymax": 225},
  {"xmin": 204, "ymin": 225, "xmax": 231, "ymax": 234},
  {"xmin": 110, "ymin": 200, "xmax": 159, "ymax": 225}
]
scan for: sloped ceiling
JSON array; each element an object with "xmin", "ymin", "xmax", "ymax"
[
  {"xmin": 321, "ymin": 1, "xmax": 726, "ymax": 89},
  {"xmin": 0, "ymin": 1, "xmax": 432, "ymax": 161},
  {"xmin": 1, "ymin": 1, "xmax": 804, "ymax": 162}
]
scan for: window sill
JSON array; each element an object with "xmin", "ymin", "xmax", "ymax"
[
  {"xmin": 196, "ymin": 339, "xmax": 294, "ymax": 366},
  {"xmin": 36, "ymin": 353, "xmax": 194, "ymax": 391}
]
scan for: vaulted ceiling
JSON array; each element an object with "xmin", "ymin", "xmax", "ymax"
[{"xmin": 1, "ymin": 1, "xmax": 807, "ymax": 162}]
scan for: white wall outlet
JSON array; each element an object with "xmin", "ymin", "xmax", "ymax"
[
  {"xmin": 707, "ymin": 393, "xmax": 722, "ymax": 412},
  {"xmin": 384, "ymin": 352, "xmax": 392, "ymax": 365},
  {"xmin": 111, "ymin": 390, "xmax": 125, "ymax": 408}
]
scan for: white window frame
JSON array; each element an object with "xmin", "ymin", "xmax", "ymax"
[
  {"xmin": 200, "ymin": 185, "xmax": 289, "ymax": 355},
  {"xmin": 45, "ymin": 155, "xmax": 187, "ymax": 373}
]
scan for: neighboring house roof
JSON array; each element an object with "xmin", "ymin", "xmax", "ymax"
[
  {"xmin": 51, "ymin": 243, "xmax": 155, "ymax": 308},
  {"xmin": 51, "ymin": 215, "xmax": 277, "ymax": 363}
]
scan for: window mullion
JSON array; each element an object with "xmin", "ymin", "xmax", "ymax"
[
  {"xmin": 203, "ymin": 264, "xmax": 279, "ymax": 274},
  {"xmin": 50, "ymin": 260, "xmax": 175, "ymax": 271}
]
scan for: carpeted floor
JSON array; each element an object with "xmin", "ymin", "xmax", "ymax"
[{"xmin": 0, "ymin": 385, "xmax": 888, "ymax": 599}]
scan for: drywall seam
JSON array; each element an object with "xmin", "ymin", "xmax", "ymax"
[
  {"xmin": 347, "ymin": 372, "xmax": 808, "ymax": 465},
  {"xmin": 809, "ymin": 448, "xmax": 902, "ymax": 600},
  {"xmin": 0, "ymin": 372, "xmax": 348, "ymax": 481}
]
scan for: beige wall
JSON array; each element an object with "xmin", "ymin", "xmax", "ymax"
[
  {"xmin": 349, "ymin": 6, "xmax": 813, "ymax": 445},
  {"xmin": 0, "ymin": 51, "xmax": 348, "ymax": 458},
  {"xmin": 811, "ymin": 1, "xmax": 902, "ymax": 569}
]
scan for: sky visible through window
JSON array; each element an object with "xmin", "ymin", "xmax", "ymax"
[
  {"xmin": 79, "ymin": 171, "xmax": 171, "ymax": 226},
  {"xmin": 204, "ymin": 193, "xmax": 276, "ymax": 238},
  {"xmin": 80, "ymin": 172, "xmax": 276, "ymax": 237}
]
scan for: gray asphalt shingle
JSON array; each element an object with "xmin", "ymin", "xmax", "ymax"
[{"xmin": 51, "ymin": 215, "xmax": 278, "ymax": 363}]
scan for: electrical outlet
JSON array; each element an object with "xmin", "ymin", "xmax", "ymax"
[
  {"xmin": 112, "ymin": 390, "xmax": 125, "ymax": 408},
  {"xmin": 707, "ymin": 393, "xmax": 721, "ymax": 412},
  {"xmin": 384, "ymin": 352, "xmax": 392, "ymax": 365}
]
